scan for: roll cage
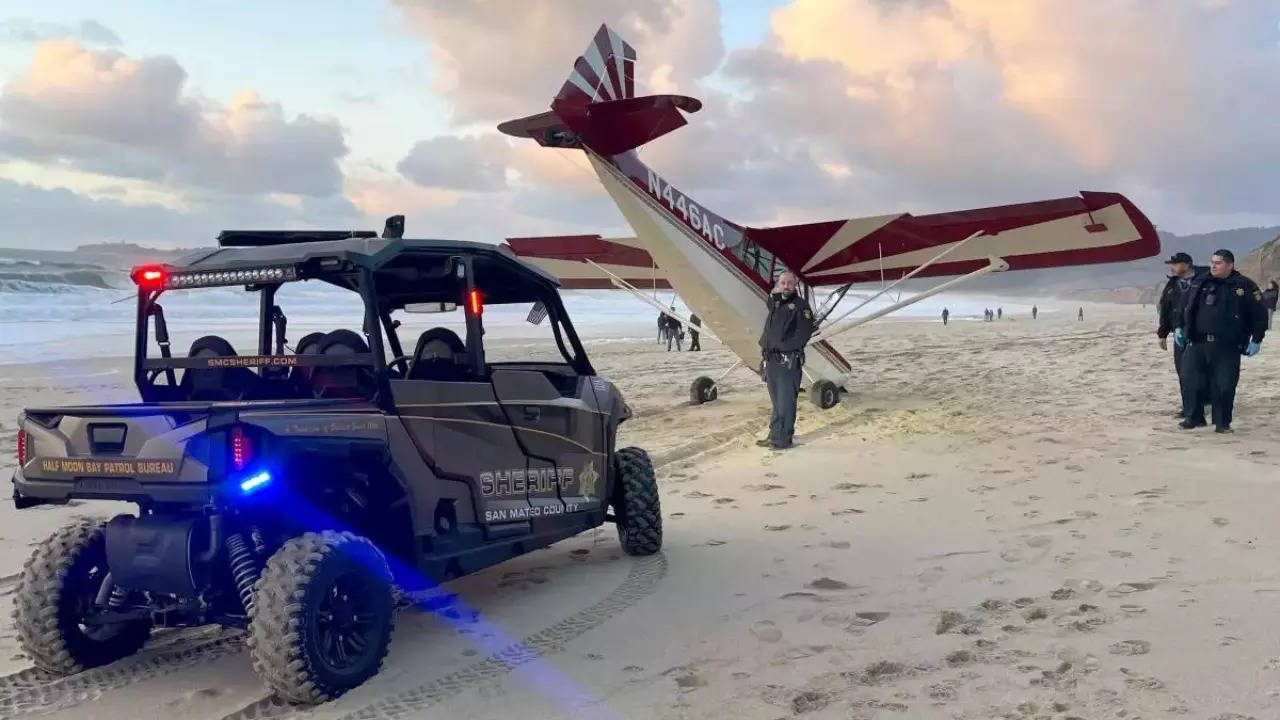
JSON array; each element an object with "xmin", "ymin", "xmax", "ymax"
[{"xmin": 132, "ymin": 233, "xmax": 595, "ymax": 409}]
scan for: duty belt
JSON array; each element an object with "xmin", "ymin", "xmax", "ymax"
[{"xmin": 1192, "ymin": 333, "xmax": 1217, "ymax": 342}]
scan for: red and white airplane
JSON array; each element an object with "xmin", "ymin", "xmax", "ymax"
[{"xmin": 499, "ymin": 24, "xmax": 1160, "ymax": 409}]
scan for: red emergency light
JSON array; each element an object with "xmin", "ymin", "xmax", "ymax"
[
  {"xmin": 468, "ymin": 289, "xmax": 483, "ymax": 316},
  {"xmin": 231, "ymin": 426, "xmax": 253, "ymax": 471},
  {"xmin": 130, "ymin": 265, "xmax": 168, "ymax": 289}
]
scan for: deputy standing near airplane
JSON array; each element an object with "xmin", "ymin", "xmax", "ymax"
[
  {"xmin": 1179, "ymin": 249, "xmax": 1266, "ymax": 433},
  {"xmin": 757, "ymin": 271, "xmax": 816, "ymax": 450}
]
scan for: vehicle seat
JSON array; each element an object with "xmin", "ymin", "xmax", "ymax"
[
  {"xmin": 180, "ymin": 335, "xmax": 257, "ymax": 401},
  {"xmin": 408, "ymin": 327, "xmax": 466, "ymax": 381},
  {"xmin": 288, "ymin": 331, "xmax": 326, "ymax": 393},
  {"xmin": 310, "ymin": 329, "xmax": 373, "ymax": 398}
]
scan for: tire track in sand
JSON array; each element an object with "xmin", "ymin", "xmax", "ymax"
[
  {"xmin": 220, "ymin": 553, "xmax": 667, "ymax": 720},
  {"xmin": 0, "ymin": 627, "xmax": 244, "ymax": 717}
]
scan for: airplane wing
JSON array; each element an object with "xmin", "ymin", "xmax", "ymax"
[
  {"xmin": 747, "ymin": 191, "xmax": 1159, "ymax": 285},
  {"xmin": 504, "ymin": 234, "xmax": 670, "ymax": 289}
]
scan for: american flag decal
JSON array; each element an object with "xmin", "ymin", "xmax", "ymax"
[{"xmin": 526, "ymin": 301, "xmax": 549, "ymax": 325}]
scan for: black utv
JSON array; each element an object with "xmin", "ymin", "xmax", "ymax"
[{"xmin": 9, "ymin": 219, "xmax": 661, "ymax": 703}]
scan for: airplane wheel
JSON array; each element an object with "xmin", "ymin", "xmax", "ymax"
[
  {"xmin": 809, "ymin": 380, "xmax": 840, "ymax": 410},
  {"xmin": 690, "ymin": 376, "xmax": 718, "ymax": 405}
]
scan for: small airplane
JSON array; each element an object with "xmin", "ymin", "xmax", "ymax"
[{"xmin": 498, "ymin": 24, "xmax": 1160, "ymax": 409}]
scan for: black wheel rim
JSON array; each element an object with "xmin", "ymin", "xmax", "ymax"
[{"xmin": 314, "ymin": 570, "xmax": 379, "ymax": 672}]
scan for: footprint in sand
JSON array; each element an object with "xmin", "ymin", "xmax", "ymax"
[
  {"xmin": 1109, "ymin": 550, "xmax": 1134, "ymax": 558},
  {"xmin": 1108, "ymin": 640, "xmax": 1151, "ymax": 656},
  {"xmin": 824, "ymin": 540, "xmax": 852, "ymax": 549},
  {"xmin": 1025, "ymin": 535, "xmax": 1052, "ymax": 548},
  {"xmin": 744, "ymin": 483, "xmax": 785, "ymax": 492},
  {"xmin": 684, "ymin": 490, "xmax": 713, "ymax": 498},
  {"xmin": 806, "ymin": 577, "xmax": 852, "ymax": 590},
  {"xmin": 713, "ymin": 497, "xmax": 735, "ymax": 504},
  {"xmin": 751, "ymin": 620, "xmax": 783, "ymax": 642},
  {"xmin": 1110, "ymin": 581, "xmax": 1157, "ymax": 597},
  {"xmin": 764, "ymin": 524, "xmax": 791, "ymax": 531},
  {"xmin": 1213, "ymin": 517, "xmax": 1231, "ymax": 527}
]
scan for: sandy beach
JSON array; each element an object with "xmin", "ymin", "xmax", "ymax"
[{"xmin": 2, "ymin": 301, "xmax": 1279, "ymax": 719}]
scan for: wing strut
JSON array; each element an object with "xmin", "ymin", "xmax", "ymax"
[
  {"xmin": 582, "ymin": 259, "xmax": 722, "ymax": 344},
  {"xmin": 817, "ymin": 230, "xmax": 985, "ymax": 331},
  {"xmin": 812, "ymin": 255, "xmax": 1008, "ymax": 344}
]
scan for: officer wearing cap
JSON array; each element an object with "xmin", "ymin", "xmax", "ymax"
[
  {"xmin": 1179, "ymin": 249, "xmax": 1266, "ymax": 433},
  {"xmin": 757, "ymin": 271, "xmax": 816, "ymax": 450},
  {"xmin": 1156, "ymin": 251, "xmax": 1204, "ymax": 419}
]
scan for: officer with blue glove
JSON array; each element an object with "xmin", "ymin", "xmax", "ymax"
[
  {"xmin": 1156, "ymin": 252, "xmax": 1204, "ymax": 419},
  {"xmin": 1180, "ymin": 249, "xmax": 1266, "ymax": 433}
]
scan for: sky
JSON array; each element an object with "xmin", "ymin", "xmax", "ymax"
[{"xmin": 0, "ymin": 0, "xmax": 1277, "ymax": 251}]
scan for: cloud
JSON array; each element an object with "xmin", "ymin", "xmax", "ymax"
[
  {"xmin": 0, "ymin": 178, "xmax": 365, "ymax": 250},
  {"xmin": 397, "ymin": 134, "xmax": 510, "ymax": 191},
  {"xmin": 0, "ymin": 40, "xmax": 348, "ymax": 197},
  {"xmin": 392, "ymin": 0, "xmax": 721, "ymax": 125},
  {"xmin": 0, "ymin": 18, "xmax": 121, "ymax": 46},
  {"xmin": 715, "ymin": 0, "xmax": 1280, "ymax": 228}
]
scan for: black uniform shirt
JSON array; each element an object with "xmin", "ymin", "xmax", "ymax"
[
  {"xmin": 1156, "ymin": 266, "xmax": 1204, "ymax": 338},
  {"xmin": 1184, "ymin": 270, "xmax": 1266, "ymax": 347},
  {"xmin": 759, "ymin": 292, "xmax": 816, "ymax": 353}
]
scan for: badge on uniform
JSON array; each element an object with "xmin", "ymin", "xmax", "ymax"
[
  {"xmin": 1255, "ymin": 291, "xmax": 1262, "ymax": 301},
  {"xmin": 804, "ymin": 309, "xmax": 811, "ymax": 319},
  {"xmin": 1236, "ymin": 288, "xmax": 1244, "ymax": 296},
  {"xmin": 787, "ymin": 303, "xmax": 795, "ymax": 310}
]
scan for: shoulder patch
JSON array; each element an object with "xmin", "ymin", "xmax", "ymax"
[
  {"xmin": 1255, "ymin": 290, "xmax": 1263, "ymax": 301},
  {"xmin": 804, "ymin": 309, "xmax": 812, "ymax": 319},
  {"xmin": 1236, "ymin": 288, "xmax": 1245, "ymax": 296},
  {"xmin": 787, "ymin": 302, "xmax": 795, "ymax": 310}
]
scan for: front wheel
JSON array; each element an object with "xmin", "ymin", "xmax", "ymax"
[
  {"xmin": 689, "ymin": 376, "xmax": 718, "ymax": 405},
  {"xmin": 248, "ymin": 531, "xmax": 395, "ymax": 704},
  {"xmin": 809, "ymin": 379, "xmax": 841, "ymax": 409},
  {"xmin": 13, "ymin": 520, "xmax": 152, "ymax": 674},
  {"xmin": 613, "ymin": 447, "xmax": 662, "ymax": 556}
]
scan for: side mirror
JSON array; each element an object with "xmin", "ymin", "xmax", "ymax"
[{"xmin": 405, "ymin": 302, "xmax": 458, "ymax": 314}]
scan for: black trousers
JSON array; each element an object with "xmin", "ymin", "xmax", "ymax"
[
  {"xmin": 765, "ymin": 356, "xmax": 802, "ymax": 447},
  {"xmin": 1173, "ymin": 340, "xmax": 1188, "ymax": 416},
  {"xmin": 689, "ymin": 331, "xmax": 700, "ymax": 351},
  {"xmin": 1183, "ymin": 341, "xmax": 1241, "ymax": 428}
]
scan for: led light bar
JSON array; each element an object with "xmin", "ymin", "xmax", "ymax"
[{"xmin": 166, "ymin": 266, "xmax": 298, "ymax": 288}]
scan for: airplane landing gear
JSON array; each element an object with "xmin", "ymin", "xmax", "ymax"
[
  {"xmin": 809, "ymin": 379, "xmax": 840, "ymax": 410},
  {"xmin": 690, "ymin": 376, "xmax": 718, "ymax": 405}
]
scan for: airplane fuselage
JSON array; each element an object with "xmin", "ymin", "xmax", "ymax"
[{"xmin": 588, "ymin": 150, "xmax": 852, "ymax": 387}]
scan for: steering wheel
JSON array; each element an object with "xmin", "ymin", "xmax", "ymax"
[{"xmin": 387, "ymin": 355, "xmax": 412, "ymax": 378}]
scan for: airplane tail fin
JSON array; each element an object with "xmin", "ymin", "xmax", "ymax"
[{"xmin": 497, "ymin": 24, "xmax": 702, "ymax": 156}]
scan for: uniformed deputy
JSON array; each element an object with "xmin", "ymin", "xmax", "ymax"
[
  {"xmin": 1179, "ymin": 249, "xmax": 1266, "ymax": 433},
  {"xmin": 757, "ymin": 271, "xmax": 816, "ymax": 450},
  {"xmin": 1155, "ymin": 251, "xmax": 1203, "ymax": 419}
]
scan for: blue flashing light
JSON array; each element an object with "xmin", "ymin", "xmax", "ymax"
[{"xmin": 239, "ymin": 471, "xmax": 272, "ymax": 495}]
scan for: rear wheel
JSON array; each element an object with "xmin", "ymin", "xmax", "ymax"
[
  {"xmin": 809, "ymin": 379, "xmax": 840, "ymax": 409},
  {"xmin": 248, "ymin": 531, "xmax": 394, "ymax": 704},
  {"xmin": 13, "ymin": 520, "xmax": 152, "ymax": 674},
  {"xmin": 613, "ymin": 447, "xmax": 662, "ymax": 556},
  {"xmin": 689, "ymin": 376, "xmax": 717, "ymax": 405}
]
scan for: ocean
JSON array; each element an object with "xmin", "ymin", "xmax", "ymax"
[{"xmin": 0, "ymin": 256, "xmax": 1045, "ymax": 365}]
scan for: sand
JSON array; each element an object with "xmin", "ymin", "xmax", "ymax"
[{"xmin": 2, "ymin": 302, "xmax": 1279, "ymax": 719}]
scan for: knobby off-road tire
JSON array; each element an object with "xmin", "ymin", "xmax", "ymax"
[
  {"xmin": 12, "ymin": 520, "xmax": 152, "ymax": 674},
  {"xmin": 247, "ymin": 531, "xmax": 395, "ymax": 704},
  {"xmin": 809, "ymin": 379, "xmax": 840, "ymax": 409},
  {"xmin": 613, "ymin": 447, "xmax": 662, "ymax": 556}
]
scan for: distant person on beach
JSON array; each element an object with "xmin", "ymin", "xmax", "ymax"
[
  {"xmin": 1180, "ymin": 249, "xmax": 1265, "ymax": 433},
  {"xmin": 662, "ymin": 307, "xmax": 683, "ymax": 351},
  {"xmin": 688, "ymin": 313, "xmax": 701, "ymax": 351},
  {"xmin": 1156, "ymin": 251, "xmax": 1203, "ymax": 419},
  {"xmin": 997, "ymin": 307, "xmax": 1002, "ymax": 320},
  {"xmin": 1032, "ymin": 305, "xmax": 1038, "ymax": 320},
  {"xmin": 1263, "ymin": 282, "xmax": 1278, "ymax": 330},
  {"xmin": 941, "ymin": 308, "xmax": 949, "ymax": 326},
  {"xmin": 656, "ymin": 311, "xmax": 664, "ymax": 343},
  {"xmin": 1078, "ymin": 308, "xmax": 1084, "ymax": 321}
]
